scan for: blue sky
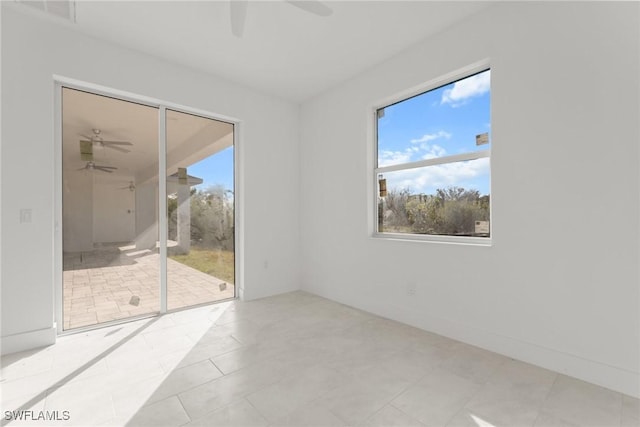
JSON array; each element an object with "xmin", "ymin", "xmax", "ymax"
[
  {"xmin": 180, "ymin": 71, "xmax": 489, "ymax": 198},
  {"xmin": 377, "ymin": 69, "xmax": 491, "ymax": 195},
  {"xmin": 187, "ymin": 146, "xmax": 234, "ymax": 194}
]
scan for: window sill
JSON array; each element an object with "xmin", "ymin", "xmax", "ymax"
[{"xmin": 371, "ymin": 232, "xmax": 492, "ymax": 247}]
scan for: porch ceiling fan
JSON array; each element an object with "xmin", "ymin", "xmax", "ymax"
[
  {"xmin": 119, "ymin": 181, "xmax": 136, "ymax": 192},
  {"xmin": 77, "ymin": 161, "xmax": 118, "ymax": 173},
  {"xmin": 230, "ymin": 0, "xmax": 332, "ymax": 37},
  {"xmin": 80, "ymin": 129, "xmax": 133, "ymax": 153}
]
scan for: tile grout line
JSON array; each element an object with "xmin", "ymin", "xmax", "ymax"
[
  {"xmin": 530, "ymin": 371, "xmax": 561, "ymax": 427},
  {"xmin": 175, "ymin": 393, "xmax": 192, "ymax": 426},
  {"xmin": 242, "ymin": 396, "xmax": 271, "ymax": 426}
]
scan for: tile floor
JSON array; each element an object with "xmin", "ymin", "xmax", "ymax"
[
  {"xmin": 63, "ymin": 245, "xmax": 234, "ymax": 330},
  {"xmin": 1, "ymin": 291, "xmax": 638, "ymax": 426}
]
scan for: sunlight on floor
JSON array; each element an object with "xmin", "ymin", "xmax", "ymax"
[
  {"xmin": 471, "ymin": 413, "xmax": 496, "ymax": 427},
  {"xmin": 114, "ymin": 302, "xmax": 232, "ymax": 425},
  {"xmin": 2, "ymin": 301, "xmax": 234, "ymax": 426},
  {"xmin": 3, "ymin": 292, "xmax": 637, "ymax": 426}
]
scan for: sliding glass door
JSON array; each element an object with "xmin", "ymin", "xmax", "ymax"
[
  {"xmin": 61, "ymin": 88, "xmax": 160, "ymax": 330},
  {"xmin": 60, "ymin": 87, "xmax": 235, "ymax": 331},
  {"xmin": 165, "ymin": 110, "xmax": 235, "ymax": 310}
]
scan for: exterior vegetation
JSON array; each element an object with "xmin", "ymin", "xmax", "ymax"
[
  {"xmin": 168, "ymin": 185, "xmax": 235, "ymax": 281},
  {"xmin": 169, "ymin": 248, "xmax": 235, "ymax": 284},
  {"xmin": 379, "ymin": 186, "xmax": 490, "ymax": 236}
]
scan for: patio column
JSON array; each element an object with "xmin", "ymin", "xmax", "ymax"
[{"xmin": 176, "ymin": 169, "xmax": 191, "ymax": 254}]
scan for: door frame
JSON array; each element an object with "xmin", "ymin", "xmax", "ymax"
[{"xmin": 53, "ymin": 76, "xmax": 243, "ymax": 335}]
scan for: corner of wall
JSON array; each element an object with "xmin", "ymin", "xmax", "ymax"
[{"xmin": 1, "ymin": 326, "xmax": 57, "ymax": 356}]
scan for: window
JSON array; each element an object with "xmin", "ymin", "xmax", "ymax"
[{"xmin": 375, "ymin": 68, "xmax": 491, "ymax": 242}]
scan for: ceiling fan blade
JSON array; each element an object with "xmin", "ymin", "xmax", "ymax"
[
  {"xmin": 95, "ymin": 167, "xmax": 114, "ymax": 173},
  {"xmin": 286, "ymin": 0, "xmax": 332, "ymax": 16},
  {"xmin": 101, "ymin": 140, "xmax": 133, "ymax": 146},
  {"xmin": 95, "ymin": 165, "xmax": 118, "ymax": 170},
  {"xmin": 104, "ymin": 145, "xmax": 131, "ymax": 153},
  {"xmin": 230, "ymin": 0, "xmax": 248, "ymax": 37}
]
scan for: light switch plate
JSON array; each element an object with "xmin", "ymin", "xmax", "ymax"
[{"xmin": 20, "ymin": 209, "xmax": 32, "ymax": 223}]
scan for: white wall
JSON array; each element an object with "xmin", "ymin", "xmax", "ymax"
[
  {"xmin": 92, "ymin": 174, "xmax": 135, "ymax": 244},
  {"xmin": 1, "ymin": 5, "xmax": 301, "ymax": 352},
  {"xmin": 135, "ymin": 182, "xmax": 158, "ymax": 251},
  {"xmin": 3, "ymin": 0, "xmax": 639, "ymax": 398},
  {"xmin": 300, "ymin": 2, "xmax": 639, "ymax": 397},
  {"xmin": 62, "ymin": 172, "xmax": 137, "ymax": 250},
  {"xmin": 62, "ymin": 171, "xmax": 93, "ymax": 252}
]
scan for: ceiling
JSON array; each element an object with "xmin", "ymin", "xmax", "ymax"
[
  {"xmin": 17, "ymin": 1, "xmax": 495, "ymax": 103},
  {"xmin": 62, "ymin": 88, "xmax": 233, "ymax": 184}
]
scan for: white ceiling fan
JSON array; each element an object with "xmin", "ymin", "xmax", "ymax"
[
  {"xmin": 80, "ymin": 129, "xmax": 133, "ymax": 153},
  {"xmin": 119, "ymin": 181, "xmax": 136, "ymax": 192},
  {"xmin": 230, "ymin": 0, "xmax": 333, "ymax": 37},
  {"xmin": 77, "ymin": 161, "xmax": 118, "ymax": 173}
]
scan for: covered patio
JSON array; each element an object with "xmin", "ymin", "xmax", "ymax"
[{"xmin": 62, "ymin": 244, "xmax": 234, "ymax": 330}]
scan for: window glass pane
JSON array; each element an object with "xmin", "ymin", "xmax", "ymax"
[
  {"xmin": 62, "ymin": 87, "xmax": 160, "ymax": 330},
  {"xmin": 377, "ymin": 159, "xmax": 490, "ymax": 237},
  {"xmin": 166, "ymin": 109, "xmax": 235, "ymax": 311},
  {"xmin": 377, "ymin": 69, "xmax": 491, "ymax": 167}
]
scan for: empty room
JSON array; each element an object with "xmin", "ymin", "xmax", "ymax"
[{"xmin": 1, "ymin": 1, "xmax": 638, "ymax": 426}]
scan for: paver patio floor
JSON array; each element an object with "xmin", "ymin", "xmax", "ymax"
[{"xmin": 63, "ymin": 244, "xmax": 234, "ymax": 330}]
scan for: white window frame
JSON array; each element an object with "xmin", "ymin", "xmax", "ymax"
[{"xmin": 372, "ymin": 61, "xmax": 492, "ymax": 246}]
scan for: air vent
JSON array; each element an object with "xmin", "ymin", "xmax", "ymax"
[{"xmin": 17, "ymin": 0, "xmax": 76, "ymax": 23}]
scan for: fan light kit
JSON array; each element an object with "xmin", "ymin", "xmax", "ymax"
[
  {"xmin": 76, "ymin": 128, "xmax": 132, "ymax": 173},
  {"xmin": 80, "ymin": 129, "xmax": 133, "ymax": 153}
]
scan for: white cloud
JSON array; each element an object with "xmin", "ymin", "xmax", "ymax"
[
  {"xmin": 381, "ymin": 145, "xmax": 445, "ymax": 167},
  {"xmin": 378, "ymin": 131, "xmax": 451, "ymax": 167},
  {"xmin": 378, "ymin": 150, "xmax": 412, "ymax": 167},
  {"xmin": 421, "ymin": 144, "xmax": 446, "ymax": 160},
  {"xmin": 410, "ymin": 130, "xmax": 451, "ymax": 144},
  {"xmin": 387, "ymin": 157, "xmax": 490, "ymax": 194},
  {"xmin": 379, "ymin": 130, "xmax": 451, "ymax": 167},
  {"xmin": 441, "ymin": 70, "xmax": 490, "ymax": 107}
]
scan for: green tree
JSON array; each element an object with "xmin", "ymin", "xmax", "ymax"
[
  {"xmin": 190, "ymin": 185, "xmax": 234, "ymax": 250},
  {"xmin": 397, "ymin": 186, "xmax": 489, "ymax": 236},
  {"xmin": 168, "ymin": 185, "xmax": 235, "ymax": 250},
  {"xmin": 406, "ymin": 194, "xmax": 444, "ymax": 234},
  {"xmin": 381, "ymin": 187, "xmax": 411, "ymax": 231}
]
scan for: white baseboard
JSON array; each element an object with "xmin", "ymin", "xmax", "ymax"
[
  {"xmin": 1, "ymin": 326, "xmax": 57, "ymax": 355},
  {"xmin": 381, "ymin": 300, "xmax": 639, "ymax": 398},
  {"xmin": 308, "ymin": 289, "xmax": 640, "ymax": 399}
]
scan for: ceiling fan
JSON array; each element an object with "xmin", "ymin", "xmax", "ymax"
[
  {"xmin": 230, "ymin": 0, "xmax": 332, "ymax": 37},
  {"xmin": 77, "ymin": 161, "xmax": 118, "ymax": 173},
  {"xmin": 119, "ymin": 181, "xmax": 136, "ymax": 192},
  {"xmin": 80, "ymin": 129, "xmax": 133, "ymax": 153}
]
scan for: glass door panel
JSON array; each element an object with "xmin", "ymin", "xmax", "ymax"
[
  {"xmin": 61, "ymin": 88, "xmax": 160, "ymax": 330},
  {"xmin": 165, "ymin": 109, "xmax": 235, "ymax": 310}
]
